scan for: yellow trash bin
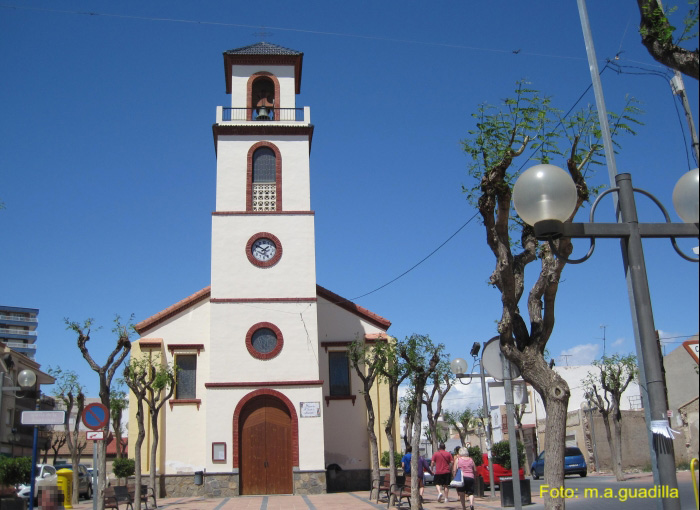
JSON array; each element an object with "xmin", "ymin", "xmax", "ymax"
[{"xmin": 56, "ymin": 468, "xmax": 73, "ymax": 509}]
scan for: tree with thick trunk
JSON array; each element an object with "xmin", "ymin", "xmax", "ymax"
[
  {"xmin": 68, "ymin": 317, "xmax": 131, "ymax": 510},
  {"xmin": 637, "ymin": 0, "xmax": 699, "ymax": 79},
  {"xmin": 462, "ymin": 83, "xmax": 641, "ymax": 510},
  {"xmin": 423, "ymin": 366, "xmax": 453, "ymax": 454},
  {"xmin": 583, "ymin": 354, "xmax": 638, "ymax": 481}
]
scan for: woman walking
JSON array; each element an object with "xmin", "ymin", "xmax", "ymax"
[{"xmin": 452, "ymin": 447, "xmax": 477, "ymax": 510}]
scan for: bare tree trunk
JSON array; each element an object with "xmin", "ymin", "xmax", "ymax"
[
  {"xmin": 362, "ymin": 389, "xmax": 381, "ymax": 495},
  {"xmin": 542, "ymin": 391, "xmax": 569, "ymax": 510},
  {"xmin": 133, "ymin": 400, "xmax": 146, "ymax": 510}
]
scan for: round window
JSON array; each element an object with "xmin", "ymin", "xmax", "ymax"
[{"xmin": 245, "ymin": 322, "xmax": 284, "ymax": 360}]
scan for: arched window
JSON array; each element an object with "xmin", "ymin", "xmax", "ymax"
[
  {"xmin": 252, "ymin": 147, "xmax": 276, "ymax": 211},
  {"xmin": 252, "ymin": 76, "xmax": 275, "ymax": 120}
]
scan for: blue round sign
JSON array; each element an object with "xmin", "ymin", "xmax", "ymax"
[{"xmin": 82, "ymin": 403, "xmax": 109, "ymax": 430}]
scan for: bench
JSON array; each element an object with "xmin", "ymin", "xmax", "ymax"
[
  {"xmin": 127, "ymin": 483, "xmax": 158, "ymax": 509},
  {"xmin": 388, "ymin": 475, "xmax": 412, "ymax": 509},
  {"xmin": 371, "ymin": 474, "xmax": 391, "ymax": 503},
  {"xmin": 103, "ymin": 486, "xmax": 133, "ymax": 510}
]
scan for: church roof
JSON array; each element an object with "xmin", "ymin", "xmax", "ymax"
[
  {"xmin": 135, "ymin": 285, "xmax": 390, "ymax": 335},
  {"xmin": 222, "ymin": 42, "xmax": 303, "ymax": 94},
  {"xmin": 224, "ymin": 42, "xmax": 302, "ymax": 56}
]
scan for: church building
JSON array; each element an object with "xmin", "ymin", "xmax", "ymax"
[{"xmin": 127, "ymin": 42, "xmax": 398, "ymax": 497}]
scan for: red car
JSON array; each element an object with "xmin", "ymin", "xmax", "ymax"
[{"xmin": 477, "ymin": 454, "xmax": 525, "ymax": 487}]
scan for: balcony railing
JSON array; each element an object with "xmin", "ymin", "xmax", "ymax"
[
  {"xmin": 0, "ymin": 328, "xmax": 37, "ymax": 337},
  {"xmin": 0, "ymin": 314, "xmax": 38, "ymax": 323},
  {"xmin": 217, "ymin": 107, "xmax": 309, "ymax": 124}
]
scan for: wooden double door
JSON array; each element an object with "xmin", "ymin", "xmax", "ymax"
[{"xmin": 239, "ymin": 396, "xmax": 293, "ymax": 495}]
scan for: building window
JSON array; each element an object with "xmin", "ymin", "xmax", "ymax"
[
  {"xmin": 252, "ymin": 147, "xmax": 276, "ymax": 211},
  {"xmin": 245, "ymin": 322, "xmax": 284, "ymax": 360},
  {"xmin": 175, "ymin": 355, "xmax": 197, "ymax": 399},
  {"xmin": 329, "ymin": 351, "xmax": 350, "ymax": 396}
]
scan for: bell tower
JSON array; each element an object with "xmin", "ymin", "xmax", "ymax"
[{"xmin": 208, "ymin": 42, "xmax": 324, "ymax": 491}]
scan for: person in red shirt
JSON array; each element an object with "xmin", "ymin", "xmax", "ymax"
[{"xmin": 430, "ymin": 442, "xmax": 453, "ymax": 502}]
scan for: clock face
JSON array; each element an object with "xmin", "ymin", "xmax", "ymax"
[
  {"xmin": 246, "ymin": 232, "xmax": 282, "ymax": 267},
  {"xmin": 251, "ymin": 238, "xmax": 277, "ymax": 261}
]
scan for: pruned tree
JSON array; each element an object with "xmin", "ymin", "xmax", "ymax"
[
  {"xmin": 47, "ymin": 430, "xmax": 67, "ymax": 465},
  {"xmin": 443, "ymin": 407, "xmax": 478, "ymax": 446},
  {"xmin": 583, "ymin": 354, "xmax": 639, "ymax": 481},
  {"xmin": 348, "ymin": 337, "xmax": 388, "ymax": 495},
  {"xmin": 513, "ymin": 403, "xmax": 530, "ymax": 474},
  {"xmin": 637, "ymin": 0, "xmax": 699, "ymax": 79},
  {"xmin": 67, "ymin": 316, "xmax": 131, "ymax": 510},
  {"xmin": 461, "ymin": 82, "xmax": 640, "ymax": 510},
  {"xmin": 399, "ymin": 334, "xmax": 444, "ymax": 510},
  {"xmin": 124, "ymin": 353, "xmax": 175, "ymax": 510},
  {"xmin": 48, "ymin": 367, "xmax": 86, "ymax": 506},
  {"xmin": 400, "ymin": 390, "xmax": 416, "ymax": 450},
  {"xmin": 422, "ymin": 361, "xmax": 454, "ymax": 454}
]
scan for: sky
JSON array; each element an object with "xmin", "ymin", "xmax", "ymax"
[{"xmin": 1, "ymin": 1, "xmax": 698, "ymax": 401}]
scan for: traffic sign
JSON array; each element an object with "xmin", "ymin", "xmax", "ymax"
[
  {"xmin": 82, "ymin": 403, "xmax": 110, "ymax": 430},
  {"xmin": 683, "ymin": 340, "xmax": 699, "ymax": 363},
  {"xmin": 87, "ymin": 431, "xmax": 105, "ymax": 441},
  {"xmin": 21, "ymin": 410, "xmax": 66, "ymax": 425}
]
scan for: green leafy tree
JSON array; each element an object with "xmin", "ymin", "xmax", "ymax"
[
  {"xmin": 123, "ymin": 353, "xmax": 175, "ymax": 510},
  {"xmin": 48, "ymin": 366, "xmax": 86, "ymax": 506},
  {"xmin": 399, "ymin": 334, "xmax": 444, "ymax": 510},
  {"xmin": 110, "ymin": 385, "xmax": 129, "ymax": 459},
  {"xmin": 467, "ymin": 445, "xmax": 484, "ymax": 466},
  {"xmin": 422, "ymin": 359, "xmax": 455, "ymax": 454},
  {"xmin": 583, "ymin": 354, "xmax": 639, "ymax": 481},
  {"xmin": 112, "ymin": 457, "xmax": 135, "ymax": 485},
  {"xmin": 443, "ymin": 407, "xmax": 478, "ymax": 447},
  {"xmin": 637, "ymin": 0, "xmax": 699, "ymax": 79},
  {"xmin": 492, "ymin": 440, "xmax": 526, "ymax": 471},
  {"xmin": 67, "ymin": 316, "xmax": 131, "ymax": 510},
  {"xmin": 461, "ymin": 82, "xmax": 640, "ymax": 510},
  {"xmin": 0, "ymin": 456, "xmax": 31, "ymax": 488},
  {"xmin": 381, "ymin": 451, "xmax": 402, "ymax": 468}
]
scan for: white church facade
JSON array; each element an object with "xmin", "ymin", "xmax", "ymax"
[{"xmin": 127, "ymin": 42, "xmax": 398, "ymax": 496}]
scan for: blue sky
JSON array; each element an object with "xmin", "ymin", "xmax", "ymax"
[{"xmin": 1, "ymin": 1, "xmax": 698, "ymax": 398}]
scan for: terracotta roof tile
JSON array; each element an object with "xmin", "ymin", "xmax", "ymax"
[
  {"xmin": 135, "ymin": 287, "xmax": 211, "ymax": 335},
  {"xmin": 316, "ymin": 285, "xmax": 391, "ymax": 330}
]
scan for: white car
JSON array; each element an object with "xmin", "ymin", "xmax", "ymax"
[{"xmin": 16, "ymin": 464, "xmax": 58, "ymax": 500}]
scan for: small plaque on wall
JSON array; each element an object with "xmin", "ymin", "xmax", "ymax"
[
  {"xmin": 212, "ymin": 442, "xmax": 226, "ymax": 462},
  {"xmin": 300, "ymin": 401, "xmax": 321, "ymax": 418}
]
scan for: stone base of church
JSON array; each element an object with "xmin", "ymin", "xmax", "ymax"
[
  {"xmin": 326, "ymin": 468, "xmax": 371, "ymax": 492},
  {"xmin": 293, "ymin": 470, "xmax": 327, "ymax": 494}
]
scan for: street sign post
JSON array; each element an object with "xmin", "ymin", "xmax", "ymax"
[
  {"xmin": 86, "ymin": 431, "xmax": 105, "ymax": 441},
  {"xmin": 21, "ymin": 410, "xmax": 66, "ymax": 426},
  {"xmin": 81, "ymin": 403, "xmax": 110, "ymax": 430}
]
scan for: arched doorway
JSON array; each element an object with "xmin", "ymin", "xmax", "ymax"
[{"xmin": 238, "ymin": 395, "xmax": 293, "ymax": 494}]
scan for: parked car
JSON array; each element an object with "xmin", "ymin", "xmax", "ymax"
[
  {"xmin": 16, "ymin": 464, "xmax": 58, "ymax": 500},
  {"xmin": 477, "ymin": 454, "xmax": 525, "ymax": 487},
  {"xmin": 53, "ymin": 463, "xmax": 93, "ymax": 499},
  {"xmin": 530, "ymin": 447, "xmax": 588, "ymax": 479}
]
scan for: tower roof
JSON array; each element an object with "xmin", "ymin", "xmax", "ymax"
[{"xmin": 223, "ymin": 42, "xmax": 304, "ymax": 94}]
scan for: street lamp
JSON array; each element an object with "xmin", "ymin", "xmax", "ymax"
[{"xmin": 512, "ymin": 164, "xmax": 699, "ymax": 510}]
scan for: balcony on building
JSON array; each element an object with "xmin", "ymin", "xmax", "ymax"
[{"xmin": 215, "ymin": 106, "xmax": 311, "ymax": 125}]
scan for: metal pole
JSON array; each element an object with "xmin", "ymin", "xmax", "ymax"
[
  {"xmin": 93, "ymin": 441, "xmax": 98, "ymax": 510},
  {"xmin": 617, "ymin": 173, "xmax": 680, "ymax": 510},
  {"xmin": 671, "ymin": 72, "xmax": 700, "ymax": 164},
  {"xmin": 502, "ymin": 353, "xmax": 522, "ymax": 510},
  {"xmin": 29, "ymin": 393, "xmax": 40, "ymax": 510},
  {"xmin": 480, "ymin": 360, "xmax": 496, "ymax": 498}
]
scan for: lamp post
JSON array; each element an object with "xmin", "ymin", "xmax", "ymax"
[
  {"xmin": 451, "ymin": 342, "xmax": 497, "ymax": 499},
  {"xmin": 512, "ymin": 164, "xmax": 698, "ymax": 510},
  {"xmin": 17, "ymin": 369, "xmax": 39, "ymax": 510}
]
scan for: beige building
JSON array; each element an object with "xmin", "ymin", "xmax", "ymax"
[{"xmin": 127, "ymin": 42, "xmax": 399, "ymax": 497}]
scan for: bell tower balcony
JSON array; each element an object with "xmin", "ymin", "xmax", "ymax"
[{"xmin": 215, "ymin": 106, "xmax": 311, "ymax": 125}]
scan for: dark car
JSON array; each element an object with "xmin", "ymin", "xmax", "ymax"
[
  {"xmin": 530, "ymin": 447, "xmax": 587, "ymax": 479},
  {"xmin": 54, "ymin": 463, "xmax": 93, "ymax": 499}
]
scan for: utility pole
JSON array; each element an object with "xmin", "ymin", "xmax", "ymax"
[
  {"xmin": 670, "ymin": 72, "xmax": 699, "ymax": 164},
  {"xmin": 599, "ymin": 325, "xmax": 607, "ymax": 357}
]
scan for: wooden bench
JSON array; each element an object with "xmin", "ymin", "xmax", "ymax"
[
  {"xmin": 372, "ymin": 474, "xmax": 391, "ymax": 503},
  {"xmin": 387, "ymin": 475, "xmax": 412, "ymax": 509},
  {"xmin": 127, "ymin": 483, "xmax": 158, "ymax": 509},
  {"xmin": 103, "ymin": 486, "xmax": 133, "ymax": 510}
]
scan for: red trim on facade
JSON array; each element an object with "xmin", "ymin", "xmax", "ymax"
[
  {"xmin": 211, "ymin": 297, "xmax": 316, "ymax": 304},
  {"xmin": 135, "ymin": 287, "xmax": 211, "ymax": 334},
  {"xmin": 245, "ymin": 232, "xmax": 283, "ymax": 268},
  {"xmin": 205, "ymin": 380, "xmax": 323, "ymax": 389},
  {"xmin": 169, "ymin": 399, "xmax": 202, "ymax": 410},
  {"xmin": 223, "ymin": 53, "xmax": 303, "ymax": 95},
  {"xmin": 212, "ymin": 211, "xmax": 315, "ymax": 216},
  {"xmin": 325, "ymin": 395, "xmax": 356, "ymax": 407},
  {"xmin": 167, "ymin": 344, "xmax": 205, "ymax": 355},
  {"xmin": 246, "ymin": 72, "xmax": 281, "ymax": 120},
  {"xmin": 245, "ymin": 322, "xmax": 284, "ymax": 360},
  {"xmin": 232, "ymin": 389, "xmax": 299, "ymax": 469},
  {"xmin": 137, "ymin": 338, "xmax": 164, "ymax": 348},
  {"xmin": 246, "ymin": 141, "xmax": 283, "ymax": 212},
  {"xmin": 316, "ymin": 285, "xmax": 392, "ymax": 330}
]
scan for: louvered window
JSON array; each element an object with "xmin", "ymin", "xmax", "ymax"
[{"xmin": 252, "ymin": 147, "xmax": 276, "ymax": 211}]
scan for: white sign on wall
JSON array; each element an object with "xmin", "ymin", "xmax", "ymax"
[
  {"xmin": 21, "ymin": 410, "xmax": 66, "ymax": 425},
  {"xmin": 300, "ymin": 402, "xmax": 321, "ymax": 418}
]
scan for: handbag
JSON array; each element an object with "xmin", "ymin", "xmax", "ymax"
[{"xmin": 450, "ymin": 468, "xmax": 464, "ymax": 488}]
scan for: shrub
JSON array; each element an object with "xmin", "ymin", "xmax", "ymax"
[
  {"xmin": 112, "ymin": 458, "xmax": 135, "ymax": 480},
  {"xmin": 491, "ymin": 440, "xmax": 525, "ymax": 471},
  {"xmin": 0, "ymin": 456, "xmax": 31, "ymax": 487},
  {"xmin": 380, "ymin": 451, "xmax": 402, "ymax": 468},
  {"xmin": 467, "ymin": 445, "xmax": 483, "ymax": 466}
]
